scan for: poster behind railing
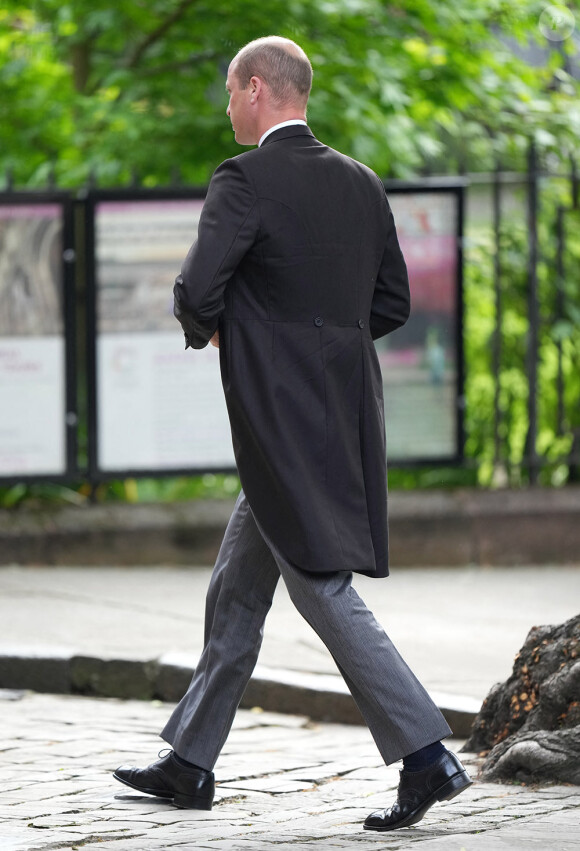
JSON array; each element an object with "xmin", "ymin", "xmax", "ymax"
[
  {"xmin": 92, "ymin": 189, "xmax": 461, "ymax": 475},
  {"xmin": 0, "ymin": 203, "xmax": 67, "ymax": 476},
  {"xmin": 94, "ymin": 199, "xmax": 233, "ymax": 472}
]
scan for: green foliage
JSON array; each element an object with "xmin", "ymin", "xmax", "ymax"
[
  {"xmin": 0, "ymin": 474, "xmax": 241, "ymax": 508},
  {"xmin": 118, "ymin": 473, "xmax": 242, "ymax": 501},
  {"xmin": 1, "ymin": 0, "xmax": 579, "ymax": 186},
  {"xmin": 463, "ymin": 174, "xmax": 580, "ymax": 486},
  {"xmin": 0, "ymin": 482, "xmax": 86, "ymax": 508},
  {"xmin": 387, "ymin": 466, "xmax": 479, "ymax": 489}
]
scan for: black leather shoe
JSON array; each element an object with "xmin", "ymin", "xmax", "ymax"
[
  {"xmin": 113, "ymin": 750, "xmax": 215, "ymax": 810},
  {"xmin": 364, "ymin": 750, "xmax": 472, "ymax": 831}
]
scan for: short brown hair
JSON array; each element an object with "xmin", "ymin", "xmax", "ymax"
[{"xmin": 232, "ymin": 36, "xmax": 312, "ymax": 107}]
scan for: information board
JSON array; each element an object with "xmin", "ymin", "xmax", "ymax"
[
  {"xmin": 88, "ymin": 195, "xmax": 233, "ymax": 475},
  {"xmin": 0, "ymin": 199, "xmax": 74, "ymax": 478},
  {"xmin": 88, "ymin": 185, "xmax": 463, "ymax": 478},
  {"xmin": 380, "ymin": 188, "xmax": 463, "ymax": 461}
]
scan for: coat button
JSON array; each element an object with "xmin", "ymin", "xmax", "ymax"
[
  {"xmin": 314, "ymin": 317, "xmax": 324, "ymax": 327},
  {"xmin": 358, "ymin": 319, "xmax": 365, "ymax": 329}
]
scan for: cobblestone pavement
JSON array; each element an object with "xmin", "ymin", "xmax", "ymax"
[{"xmin": 1, "ymin": 692, "xmax": 579, "ymax": 850}]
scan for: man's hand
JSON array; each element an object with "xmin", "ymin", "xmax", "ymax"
[{"xmin": 210, "ymin": 330, "xmax": 220, "ymax": 348}]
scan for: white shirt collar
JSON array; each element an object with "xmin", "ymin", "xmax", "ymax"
[{"xmin": 258, "ymin": 120, "xmax": 308, "ymax": 147}]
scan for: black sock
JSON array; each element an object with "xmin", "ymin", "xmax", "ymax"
[
  {"xmin": 403, "ymin": 741, "xmax": 446, "ymax": 772},
  {"xmin": 172, "ymin": 751, "xmax": 207, "ymax": 771}
]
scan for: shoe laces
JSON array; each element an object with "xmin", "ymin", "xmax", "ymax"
[{"xmin": 158, "ymin": 748, "xmax": 173, "ymax": 759}]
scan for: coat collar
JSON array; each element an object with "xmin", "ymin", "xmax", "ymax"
[{"xmin": 259, "ymin": 124, "xmax": 316, "ymax": 147}]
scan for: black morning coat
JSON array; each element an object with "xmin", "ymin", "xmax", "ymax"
[{"xmin": 174, "ymin": 125, "xmax": 410, "ymax": 578}]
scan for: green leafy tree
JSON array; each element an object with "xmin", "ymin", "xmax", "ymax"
[{"xmin": 1, "ymin": 0, "xmax": 579, "ymax": 186}]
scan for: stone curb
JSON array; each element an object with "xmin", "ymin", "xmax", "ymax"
[
  {"xmin": 0, "ymin": 647, "xmax": 480, "ymax": 738},
  {"xmin": 2, "ymin": 486, "xmax": 580, "ymax": 566}
]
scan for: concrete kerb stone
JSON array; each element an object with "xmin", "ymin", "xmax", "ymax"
[
  {"xmin": 154, "ymin": 652, "xmax": 194, "ymax": 703},
  {"xmin": 0, "ymin": 646, "xmax": 72, "ymax": 693},
  {"xmin": 70, "ymin": 655, "xmax": 160, "ymax": 701},
  {"xmin": 0, "ymin": 647, "xmax": 480, "ymax": 736},
  {"xmin": 0, "ymin": 500, "xmax": 234, "ymax": 567},
  {"xmin": 1, "ymin": 486, "xmax": 579, "ymax": 566},
  {"xmin": 243, "ymin": 665, "xmax": 366, "ymax": 726},
  {"xmin": 388, "ymin": 486, "xmax": 580, "ymax": 566}
]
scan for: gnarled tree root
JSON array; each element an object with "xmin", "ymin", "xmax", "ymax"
[
  {"xmin": 479, "ymin": 728, "xmax": 580, "ymax": 784},
  {"xmin": 463, "ymin": 614, "xmax": 579, "ymax": 785}
]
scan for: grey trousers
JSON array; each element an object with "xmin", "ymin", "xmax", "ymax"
[{"xmin": 161, "ymin": 492, "xmax": 451, "ymax": 770}]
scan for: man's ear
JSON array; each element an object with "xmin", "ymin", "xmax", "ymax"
[{"xmin": 249, "ymin": 75, "xmax": 263, "ymax": 102}]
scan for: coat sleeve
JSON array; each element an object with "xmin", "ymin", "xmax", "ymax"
[
  {"xmin": 369, "ymin": 190, "xmax": 411, "ymax": 341},
  {"xmin": 173, "ymin": 158, "xmax": 258, "ymax": 349}
]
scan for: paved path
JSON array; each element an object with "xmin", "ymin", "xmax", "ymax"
[
  {"xmin": 2, "ymin": 691, "xmax": 579, "ymax": 850},
  {"xmin": 2, "ymin": 564, "xmax": 580, "ymax": 701}
]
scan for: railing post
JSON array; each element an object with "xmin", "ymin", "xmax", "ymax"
[
  {"xmin": 48, "ymin": 164, "xmax": 57, "ymax": 191},
  {"xmin": 525, "ymin": 140, "xmax": 540, "ymax": 484},
  {"xmin": 492, "ymin": 158, "xmax": 503, "ymax": 471},
  {"xmin": 555, "ymin": 204, "xmax": 565, "ymax": 436}
]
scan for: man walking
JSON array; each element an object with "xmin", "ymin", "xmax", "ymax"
[{"xmin": 114, "ymin": 36, "xmax": 472, "ymax": 831}]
